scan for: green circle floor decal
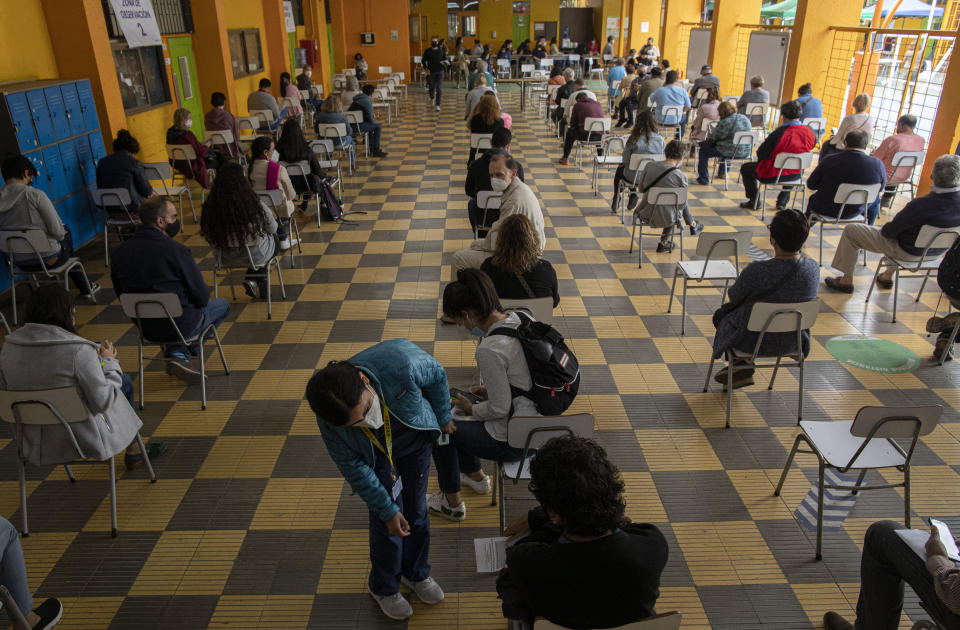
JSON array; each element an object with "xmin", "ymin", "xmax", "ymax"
[{"xmin": 825, "ymin": 335, "xmax": 921, "ymax": 374}]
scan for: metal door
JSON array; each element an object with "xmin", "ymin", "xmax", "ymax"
[{"xmin": 167, "ymin": 36, "xmax": 205, "ymax": 139}]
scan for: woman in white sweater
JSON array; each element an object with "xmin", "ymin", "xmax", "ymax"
[{"xmin": 822, "ymin": 92, "xmax": 873, "ymax": 158}]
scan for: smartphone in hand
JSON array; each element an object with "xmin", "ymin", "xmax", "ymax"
[{"xmin": 450, "ymin": 388, "xmax": 481, "ymax": 404}]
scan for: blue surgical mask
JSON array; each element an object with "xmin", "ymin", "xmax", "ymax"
[{"xmin": 471, "ymin": 327, "xmax": 485, "ymax": 337}]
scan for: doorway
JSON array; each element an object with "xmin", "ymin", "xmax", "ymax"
[
  {"xmin": 513, "ymin": 14, "xmax": 530, "ymax": 46},
  {"xmin": 167, "ymin": 36, "xmax": 204, "ymax": 139}
]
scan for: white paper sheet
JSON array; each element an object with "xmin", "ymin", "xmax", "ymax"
[
  {"xmin": 474, "ymin": 537, "xmax": 508, "ymax": 572},
  {"xmin": 895, "ymin": 528, "xmax": 960, "ymax": 562}
]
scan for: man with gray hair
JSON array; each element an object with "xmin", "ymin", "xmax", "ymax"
[
  {"xmin": 468, "ymin": 59, "xmax": 496, "ymax": 93},
  {"xmin": 738, "ymin": 75, "xmax": 769, "ymax": 126},
  {"xmin": 824, "ymin": 154, "xmax": 960, "ymax": 293}
]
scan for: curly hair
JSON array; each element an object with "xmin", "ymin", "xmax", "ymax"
[
  {"xmin": 172, "ymin": 107, "xmax": 192, "ymax": 129},
  {"xmin": 491, "ymin": 214, "xmax": 541, "ymax": 274},
  {"xmin": 628, "ymin": 110, "xmax": 659, "ymax": 148},
  {"xmin": 200, "ymin": 162, "xmax": 270, "ymax": 252},
  {"xmin": 468, "ymin": 92, "xmax": 501, "ymax": 129},
  {"xmin": 528, "ymin": 436, "xmax": 626, "ymax": 537}
]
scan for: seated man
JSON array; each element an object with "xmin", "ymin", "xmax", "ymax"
[
  {"xmin": 649, "ymin": 70, "xmax": 691, "ymax": 139},
  {"xmin": 295, "ymin": 64, "xmax": 323, "ymax": 112},
  {"xmin": 871, "ymin": 114, "xmax": 926, "ymax": 208},
  {"xmin": 497, "ymin": 436, "xmax": 669, "ymax": 629},
  {"xmin": 247, "ymin": 78, "xmax": 288, "ymax": 131},
  {"xmin": 348, "ymin": 84, "xmax": 388, "ymax": 158},
  {"xmin": 636, "ymin": 66, "xmax": 664, "ymax": 114},
  {"xmin": 739, "ymin": 99, "xmax": 815, "ymax": 211},
  {"xmin": 558, "ymin": 92, "xmax": 604, "ymax": 166},
  {"xmin": 464, "ymin": 128, "xmax": 525, "ymax": 231},
  {"xmin": 464, "ymin": 74, "xmax": 497, "ymax": 121},
  {"xmin": 805, "ymin": 130, "xmax": 886, "ymax": 223},
  {"xmin": 632, "ymin": 140, "xmax": 703, "ymax": 252},
  {"xmin": 452, "ymin": 153, "xmax": 544, "ymax": 276},
  {"xmin": 0, "ymin": 155, "xmax": 99, "ymax": 298},
  {"xmin": 824, "ymin": 521, "xmax": 960, "ymax": 630},
  {"xmin": 204, "ymin": 91, "xmax": 242, "ymax": 159},
  {"xmin": 111, "ymin": 196, "xmax": 230, "ymax": 383},
  {"xmin": 824, "ymin": 154, "xmax": 960, "ymax": 293},
  {"xmin": 738, "ymin": 75, "xmax": 770, "ymax": 127},
  {"xmin": 549, "ymin": 68, "xmax": 577, "ymax": 125},
  {"xmin": 690, "ymin": 64, "xmax": 720, "ymax": 102},
  {"xmin": 559, "ymin": 78, "xmax": 596, "ymax": 138}
]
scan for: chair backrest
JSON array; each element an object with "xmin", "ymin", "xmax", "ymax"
[
  {"xmin": 661, "ymin": 104, "xmax": 683, "ymax": 118},
  {"xmin": 833, "ymin": 182, "xmax": 882, "ymax": 206},
  {"xmin": 627, "ymin": 152, "xmax": 664, "ymax": 172},
  {"xmin": 237, "ymin": 116, "xmax": 259, "ymax": 134},
  {"xmin": 281, "ymin": 160, "xmax": 311, "ymax": 179},
  {"xmin": 603, "ymin": 134, "xmax": 627, "ymax": 154},
  {"xmin": 378, "ymin": 65, "xmax": 393, "ymax": 75},
  {"xmin": 497, "ymin": 58, "xmax": 510, "ymax": 68},
  {"xmin": 0, "ymin": 387, "xmax": 89, "ymax": 426},
  {"xmin": 310, "ymin": 139, "xmax": 335, "ymax": 159},
  {"xmin": 476, "ymin": 191, "xmax": 502, "ymax": 209},
  {"xmin": 547, "ymin": 84, "xmax": 560, "ymax": 98},
  {"xmin": 521, "ymin": 63, "xmax": 535, "ymax": 73},
  {"xmin": 344, "ymin": 110, "xmax": 363, "ymax": 125},
  {"xmin": 723, "ymin": 95, "xmax": 739, "ymax": 106},
  {"xmin": 583, "ymin": 117, "xmax": 611, "ymax": 133},
  {"xmin": 732, "ymin": 130, "xmax": 757, "ymax": 151},
  {"xmin": 699, "ymin": 117, "xmax": 716, "ymax": 132},
  {"xmin": 646, "ymin": 186, "xmax": 688, "ymax": 206},
  {"xmin": 602, "ymin": 54, "xmax": 613, "ymax": 61},
  {"xmin": 0, "ymin": 229, "xmax": 54, "ymax": 260},
  {"xmin": 568, "ymin": 54, "xmax": 580, "ymax": 62},
  {"xmin": 344, "ymin": 68, "xmax": 356, "ymax": 76},
  {"xmin": 207, "ymin": 129, "xmax": 235, "ymax": 145},
  {"xmin": 540, "ymin": 58, "xmax": 554, "ymax": 67},
  {"xmin": 506, "ymin": 414, "xmax": 595, "ymax": 449},
  {"xmin": 332, "ymin": 77, "xmax": 345, "ymax": 90},
  {"xmin": 695, "ymin": 88, "xmax": 708, "ymax": 100},
  {"xmin": 849, "ymin": 405, "xmax": 941, "ymax": 439},
  {"xmin": 317, "ymin": 122, "xmax": 349, "ymax": 139},
  {"xmin": 803, "ymin": 117, "xmax": 827, "ymax": 134},
  {"xmin": 745, "ymin": 102, "xmax": 768, "ymax": 117},
  {"xmin": 500, "ymin": 296, "xmax": 554, "ymax": 325},
  {"xmin": 279, "ymin": 97, "xmax": 299, "ymax": 111},
  {"xmin": 91, "ymin": 186, "xmax": 133, "ymax": 209},
  {"xmin": 413, "ymin": 55, "xmax": 422, "ymax": 63},
  {"xmin": 119, "ymin": 292, "xmax": 184, "ymax": 320},
  {"xmin": 772, "ymin": 151, "xmax": 813, "ymax": 171},
  {"xmin": 256, "ymin": 188, "xmax": 286, "ymax": 208},
  {"xmin": 166, "ymin": 143, "xmax": 197, "ymax": 161},
  {"xmin": 694, "ymin": 230, "xmax": 752, "ymax": 262},
  {"xmin": 746, "ymin": 299, "xmax": 820, "ymax": 334},
  {"xmin": 891, "ymin": 150, "xmax": 925, "ymax": 173},
  {"xmin": 914, "ymin": 225, "xmax": 960, "ymax": 254},
  {"xmin": 470, "ymin": 133, "xmax": 494, "ymax": 149},
  {"xmin": 533, "ymin": 612, "xmax": 682, "ymax": 630}
]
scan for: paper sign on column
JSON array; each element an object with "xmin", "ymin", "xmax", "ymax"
[
  {"xmin": 283, "ymin": 1, "xmax": 297, "ymax": 33},
  {"xmin": 108, "ymin": 0, "xmax": 162, "ymax": 48}
]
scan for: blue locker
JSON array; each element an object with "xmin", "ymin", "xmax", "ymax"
[
  {"xmin": 41, "ymin": 146, "xmax": 68, "ymax": 200},
  {"xmin": 7, "ymin": 92, "xmax": 38, "ymax": 150},
  {"xmin": 60, "ymin": 83, "xmax": 84, "ymax": 135},
  {"xmin": 26, "ymin": 90, "xmax": 55, "ymax": 147},
  {"xmin": 76, "ymin": 80, "xmax": 99, "ymax": 131},
  {"xmin": 59, "ymin": 141, "xmax": 83, "ymax": 194},
  {"xmin": 88, "ymin": 132, "xmax": 106, "ymax": 162},
  {"xmin": 43, "ymin": 86, "xmax": 71, "ymax": 140},
  {"xmin": 24, "ymin": 151, "xmax": 50, "ymax": 199},
  {"xmin": 75, "ymin": 136, "xmax": 96, "ymax": 186}
]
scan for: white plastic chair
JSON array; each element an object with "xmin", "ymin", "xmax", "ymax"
[
  {"xmin": 592, "ymin": 134, "xmax": 626, "ymax": 196},
  {"xmin": 213, "ymin": 241, "xmax": 286, "ymax": 319},
  {"xmin": 803, "ymin": 117, "xmax": 827, "ymax": 149},
  {"xmin": 745, "ymin": 101, "xmax": 769, "ymax": 135},
  {"xmin": 865, "ymin": 225, "xmax": 960, "ymax": 322},
  {"xmin": 629, "ymin": 186, "xmax": 689, "ymax": 268},
  {"xmin": 344, "ymin": 109, "xmax": 369, "ymax": 159},
  {"xmin": 574, "ymin": 117, "xmax": 611, "ymax": 168},
  {"xmin": 309, "ymin": 139, "xmax": 343, "ymax": 204},
  {"xmin": 722, "ymin": 94, "xmax": 739, "ymax": 107},
  {"xmin": 315, "ymin": 122, "xmax": 357, "ymax": 174},
  {"xmin": 616, "ymin": 152, "xmax": 665, "ymax": 224},
  {"xmin": 500, "ymin": 297, "xmax": 554, "ymax": 325},
  {"xmin": 470, "ymin": 133, "xmax": 494, "ymax": 160},
  {"xmin": 888, "ymin": 150, "xmax": 926, "ymax": 200},
  {"xmin": 207, "ymin": 128, "xmax": 243, "ymax": 162},
  {"xmin": 810, "ymin": 182, "xmax": 882, "ymax": 266},
  {"xmin": 236, "ymin": 116, "xmax": 260, "ymax": 154},
  {"xmin": 249, "ymin": 108, "xmax": 279, "ymax": 138},
  {"xmin": 756, "ymin": 152, "xmax": 814, "ymax": 220},
  {"xmin": 475, "ymin": 191, "xmax": 501, "ymax": 239},
  {"xmin": 659, "ymin": 104, "xmax": 684, "ymax": 140},
  {"xmin": 0, "ymin": 387, "xmax": 157, "ymax": 538},
  {"xmin": 703, "ymin": 299, "xmax": 820, "ymax": 428},
  {"xmin": 712, "ymin": 129, "xmax": 758, "ymax": 191},
  {"xmin": 147, "ymin": 158, "xmax": 198, "ymax": 222},
  {"xmin": 256, "ymin": 188, "xmax": 302, "ymax": 261},
  {"xmin": 90, "ymin": 187, "xmax": 138, "ymax": 267},
  {"xmin": 775, "ymin": 404, "xmax": 941, "ymax": 559},
  {"xmin": 667, "ymin": 231, "xmax": 752, "ymax": 335},
  {"xmin": 520, "ymin": 63, "xmax": 535, "ymax": 77},
  {"xmin": 496, "ymin": 58, "xmax": 511, "ymax": 79}
]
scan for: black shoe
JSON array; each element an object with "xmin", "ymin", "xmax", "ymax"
[
  {"xmin": 165, "ymin": 358, "xmax": 204, "ymax": 385},
  {"xmin": 824, "ymin": 277, "xmax": 854, "ymax": 294},
  {"xmin": 690, "ymin": 223, "xmax": 704, "ymax": 237},
  {"xmin": 79, "ymin": 282, "xmax": 101, "ymax": 300},
  {"xmin": 242, "ymin": 279, "xmax": 260, "ymax": 300},
  {"xmin": 656, "ymin": 241, "xmax": 673, "ymax": 253},
  {"xmin": 823, "ymin": 612, "xmax": 853, "ymax": 630},
  {"xmin": 31, "ymin": 597, "xmax": 63, "ymax": 630},
  {"xmin": 372, "ymin": 150, "xmax": 389, "ymax": 158},
  {"xmin": 739, "ymin": 200, "xmax": 758, "ymax": 210}
]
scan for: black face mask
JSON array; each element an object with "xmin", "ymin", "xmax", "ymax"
[
  {"xmin": 431, "ymin": 42, "xmax": 438, "ymax": 48},
  {"xmin": 164, "ymin": 219, "xmax": 181, "ymax": 238}
]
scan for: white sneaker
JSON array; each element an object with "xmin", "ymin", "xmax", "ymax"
[
  {"xmin": 401, "ymin": 576, "xmax": 445, "ymax": 605},
  {"xmin": 426, "ymin": 492, "xmax": 465, "ymax": 522},
  {"xmin": 460, "ymin": 472, "xmax": 491, "ymax": 495},
  {"xmin": 435, "ymin": 105, "xmax": 441, "ymax": 112},
  {"xmin": 368, "ymin": 588, "xmax": 413, "ymax": 620},
  {"xmin": 279, "ymin": 238, "xmax": 291, "ymax": 249}
]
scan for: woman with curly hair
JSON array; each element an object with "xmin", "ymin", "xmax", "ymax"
[
  {"xmin": 497, "ymin": 436, "xmax": 669, "ymax": 628},
  {"xmin": 480, "ymin": 214, "xmax": 559, "ymax": 307},
  {"xmin": 200, "ymin": 162, "xmax": 279, "ymax": 299}
]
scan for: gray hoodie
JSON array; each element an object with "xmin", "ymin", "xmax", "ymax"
[
  {"xmin": 0, "ymin": 182, "xmax": 65, "ymax": 257},
  {"xmin": 0, "ymin": 324, "xmax": 142, "ymax": 465}
]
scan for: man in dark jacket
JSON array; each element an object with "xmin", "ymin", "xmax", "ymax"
[
  {"xmin": 739, "ymin": 99, "xmax": 815, "ymax": 210},
  {"xmin": 349, "ymin": 85, "xmax": 387, "ymax": 157},
  {"xmin": 111, "ymin": 197, "xmax": 229, "ymax": 383},
  {"xmin": 422, "ymin": 36, "xmax": 447, "ymax": 111},
  {"xmin": 559, "ymin": 93, "xmax": 604, "ymax": 165},
  {"xmin": 464, "ymin": 128, "xmax": 525, "ymax": 231},
  {"xmin": 806, "ymin": 130, "xmax": 886, "ymax": 221}
]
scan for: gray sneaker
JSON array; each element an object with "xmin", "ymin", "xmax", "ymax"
[
  {"xmin": 401, "ymin": 576, "xmax": 444, "ymax": 605},
  {"xmin": 426, "ymin": 492, "xmax": 465, "ymax": 522},
  {"xmin": 368, "ymin": 588, "xmax": 413, "ymax": 620},
  {"xmin": 165, "ymin": 358, "xmax": 204, "ymax": 385}
]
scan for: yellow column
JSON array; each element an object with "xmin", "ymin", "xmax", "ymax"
[
  {"xmin": 629, "ymin": 0, "xmax": 662, "ymax": 53},
  {"xmin": 41, "ymin": 0, "xmax": 126, "ymax": 143},
  {"xmin": 661, "ymin": 0, "xmax": 701, "ymax": 65},
  {"xmin": 261, "ymin": 0, "xmax": 291, "ymax": 80},
  {"xmin": 303, "ymin": 0, "xmax": 333, "ymax": 96},
  {"xmin": 918, "ymin": 23, "xmax": 960, "ymax": 195},
  {"xmin": 618, "ymin": 0, "xmax": 628, "ymax": 56},
  {"xmin": 707, "ymin": 0, "xmax": 761, "ymax": 91},
  {"xmin": 189, "ymin": 0, "xmax": 237, "ymax": 113}
]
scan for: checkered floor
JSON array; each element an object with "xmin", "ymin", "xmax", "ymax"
[{"xmin": 3, "ymin": 79, "xmax": 959, "ymax": 629}]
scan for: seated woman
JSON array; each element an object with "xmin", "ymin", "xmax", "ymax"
[
  {"xmin": 611, "ymin": 111, "xmax": 667, "ymax": 211},
  {"xmin": 467, "ymin": 93, "xmax": 506, "ymax": 164},
  {"xmin": 497, "ymin": 436, "xmax": 668, "ymax": 629},
  {"xmin": 314, "ymin": 94, "xmax": 355, "ymax": 150},
  {"xmin": 481, "ymin": 214, "xmax": 559, "ymax": 308},
  {"xmin": 201, "ymin": 163, "xmax": 279, "ymax": 300},
  {"xmin": 695, "ymin": 100, "xmax": 752, "ymax": 185},
  {"xmin": 0, "ymin": 286, "xmax": 165, "ymax": 471},
  {"xmin": 95, "ymin": 129, "xmax": 155, "ymax": 220},
  {"xmin": 821, "ymin": 92, "xmax": 873, "ymax": 160},
  {"xmin": 427, "ymin": 269, "xmax": 535, "ymax": 523},
  {"xmin": 247, "ymin": 136, "xmax": 297, "ymax": 250},
  {"xmin": 633, "ymin": 140, "xmax": 703, "ymax": 252},
  {"xmin": 278, "ymin": 71, "xmax": 304, "ymax": 119},
  {"xmin": 547, "ymin": 66, "xmax": 565, "ymax": 86},
  {"xmin": 276, "ymin": 118, "xmax": 327, "ymax": 210},
  {"xmin": 711, "ymin": 210, "xmax": 820, "ymax": 389},
  {"xmin": 340, "ymin": 76, "xmax": 360, "ymax": 106},
  {"xmin": 166, "ymin": 107, "xmax": 217, "ymax": 190},
  {"xmin": 689, "ymin": 85, "xmax": 721, "ymax": 144}
]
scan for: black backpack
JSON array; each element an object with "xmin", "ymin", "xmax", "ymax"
[
  {"xmin": 487, "ymin": 311, "xmax": 580, "ymax": 416},
  {"xmin": 318, "ymin": 179, "xmax": 343, "ymax": 222}
]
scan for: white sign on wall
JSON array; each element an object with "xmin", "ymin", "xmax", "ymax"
[
  {"xmin": 108, "ymin": 0, "xmax": 162, "ymax": 48},
  {"xmin": 283, "ymin": 1, "xmax": 296, "ymax": 33}
]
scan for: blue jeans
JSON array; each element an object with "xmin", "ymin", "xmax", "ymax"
[
  {"xmin": 432, "ymin": 420, "xmax": 524, "ymax": 493},
  {"xmin": 866, "ymin": 197, "xmax": 882, "ymax": 225},
  {"xmin": 15, "ymin": 228, "xmax": 92, "ymax": 293},
  {"xmin": 164, "ymin": 298, "xmax": 230, "ymax": 358},
  {"xmin": 0, "ymin": 517, "xmax": 32, "ymax": 616},
  {"xmin": 268, "ymin": 106, "xmax": 290, "ymax": 130},
  {"xmin": 697, "ymin": 143, "xmax": 726, "ymax": 182},
  {"xmin": 369, "ymin": 422, "xmax": 434, "ymax": 595},
  {"xmin": 357, "ymin": 121, "xmax": 382, "ymax": 152},
  {"xmin": 120, "ymin": 373, "xmax": 136, "ymax": 408}
]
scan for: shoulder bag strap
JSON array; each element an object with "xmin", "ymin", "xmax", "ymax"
[
  {"xmin": 641, "ymin": 166, "xmax": 678, "ymax": 193},
  {"xmin": 515, "ymin": 272, "xmax": 537, "ymax": 298}
]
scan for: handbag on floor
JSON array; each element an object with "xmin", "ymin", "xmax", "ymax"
[{"xmin": 318, "ymin": 179, "xmax": 343, "ymax": 222}]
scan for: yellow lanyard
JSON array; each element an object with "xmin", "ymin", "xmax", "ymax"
[{"xmin": 360, "ymin": 390, "xmax": 393, "ymax": 471}]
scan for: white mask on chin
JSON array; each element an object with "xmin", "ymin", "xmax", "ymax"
[
  {"xmin": 354, "ymin": 387, "xmax": 384, "ymax": 430},
  {"xmin": 270, "ymin": 150, "xmax": 280, "ymax": 163}
]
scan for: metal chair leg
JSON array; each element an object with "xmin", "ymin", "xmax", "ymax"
[
  {"xmin": 667, "ymin": 268, "xmax": 680, "ymax": 313},
  {"xmin": 198, "ymin": 333, "xmax": 207, "ymax": 411},
  {"xmin": 703, "ymin": 356, "xmax": 717, "ymax": 393},
  {"xmin": 774, "ymin": 436, "xmax": 803, "ymax": 496},
  {"xmin": 769, "ymin": 354, "xmax": 782, "ymax": 389},
  {"xmin": 680, "ymin": 276, "xmax": 688, "ymax": 336},
  {"xmin": 18, "ymin": 458, "xmax": 28, "ymax": 537},
  {"xmin": 64, "ymin": 464, "xmax": 76, "ymax": 482},
  {"xmin": 108, "ymin": 454, "xmax": 118, "ymax": 537},
  {"xmin": 726, "ymin": 352, "xmax": 733, "ymax": 429},
  {"xmin": 137, "ymin": 342, "xmax": 145, "ymax": 411},
  {"xmin": 815, "ymin": 464, "xmax": 824, "ymax": 560},
  {"xmin": 892, "ymin": 268, "xmax": 901, "ymax": 323},
  {"xmin": 136, "ymin": 433, "xmax": 157, "ymax": 482}
]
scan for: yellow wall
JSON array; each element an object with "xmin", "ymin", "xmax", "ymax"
[
  {"xmin": 708, "ymin": 0, "xmax": 761, "ymax": 91},
  {"xmin": 629, "ymin": 0, "xmax": 662, "ymax": 53},
  {"xmin": 0, "ymin": 0, "xmax": 58, "ymax": 82},
  {"xmin": 225, "ymin": 0, "xmax": 272, "ymax": 115},
  {"xmin": 478, "ymin": 0, "xmax": 513, "ymax": 47},
  {"xmin": 530, "ymin": 1, "xmax": 559, "ymax": 36},
  {"xmin": 126, "ymin": 105, "xmax": 175, "ymax": 164}
]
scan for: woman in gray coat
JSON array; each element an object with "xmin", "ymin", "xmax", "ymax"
[{"xmin": 0, "ymin": 287, "xmax": 163, "ymax": 469}]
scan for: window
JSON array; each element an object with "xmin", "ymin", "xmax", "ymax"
[
  {"xmin": 462, "ymin": 15, "xmax": 477, "ymax": 37},
  {"xmin": 112, "ymin": 44, "xmax": 171, "ymax": 112},
  {"xmin": 229, "ymin": 29, "xmax": 264, "ymax": 78},
  {"xmin": 448, "ymin": 12, "xmax": 459, "ymax": 39},
  {"xmin": 101, "ymin": 0, "xmax": 192, "ymax": 37},
  {"xmin": 463, "ymin": 0, "xmax": 478, "ymax": 8},
  {"xmin": 289, "ymin": 0, "xmax": 305, "ymax": 25}
]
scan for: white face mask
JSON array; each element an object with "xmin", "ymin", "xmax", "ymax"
[
  {"xmin": 306, "ymin": 70, "xmax": 312, "ymax": 77},
  {"xmin": 490, "ymin": 176, "xmax": 509, "ymax": 192},
  {"xmin": 354, "ymin": 386, "xmax": 384, "ymax": 430},
  {"xmin": 185, "ymin": 119, "xmax": 193, "ymax": 129},
  {"xmin": 270, "ymin": 150, "xmax": 280, "ymax": 163}
]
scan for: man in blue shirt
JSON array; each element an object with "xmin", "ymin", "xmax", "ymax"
[
  {"xmin": 606, "ymin": 58, "xmax": 626, "ymax": 111},
  {"xmin": 650, "ymin": 70, "xmax": 691, "ymax": 140},
  {"xmin": 795, "ymin": 82, "xmax": 824, "ymax": 140}
]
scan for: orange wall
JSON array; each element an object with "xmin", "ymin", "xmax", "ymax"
[
  {"xmin": 0, "ymin": 0, "xmax": 58, "ymax": 83},
  {"xmin": 329, "ymin": 0, "xmax": 411, "ymax": 80}
]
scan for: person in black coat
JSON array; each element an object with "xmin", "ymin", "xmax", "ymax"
[
  {"xmin": 497, "ymin": 436, "xmax": 668, "ymax": 629},
  {"xmin": 464, "ymin": 128, "xmax": 525, "ymax": 231},
  {"xmin": 481, "ymin": 214, "xmax": 558, "ymax": 307},
  {"xmin": 806, "ymin": 130, "xmax": 887, "ymax": 223},
  {"xmin": 95, "ymin": 130, "xmax": 155, "ymax": 218},
  {"xmin": 276, "ymin": 117, "xmax": 328, "ymax": 209}
]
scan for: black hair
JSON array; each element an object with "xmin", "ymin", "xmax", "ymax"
[
  {"xmin": 845, "ymin": 130, "xmax": 869, "ymax": 150},
  {"xmin": 780, "ymin": 99, "xmax": 803, "ymax": 121},
  {"xmin": 575, "ymin": 92, "xmax": 591, "ymax": 102},
  {"xmin": 279, "ymin": 72, "xmax": 292, "ymax": 96},
  {"xmin": 573, "ymin": 78, "xmax": 585, "ymax": 88},
  {"xmin": 362, "ymin": 84, "xmax": 375, "ymax": 96},
  {"xmin": 489, "ymin": 152, "xmax": 519, "ymax": 172},
  {"xmin": 442, "ymin": 268, "xmax": 503, "ymax": 322},
  {"xmin": 305, "ymin": 361, "xmax": 366, "ymax": 426},
  {"xmin": 139, "ymin": 195, "xmax": 172, "ymax": 226},
  {"xmin": 664, "ymin": 70, "xmax": 678, "ymax": 84},
  {"xmin": 258, "ymin": 78, "xmax": 272, "ymax": 89},
  {"xmin": 211, "ymin": 92, "xmax": 227, "ymax": 107},
  {"xmin": 769, "ymin": 209, "xmax": 809, "ymax": 253},
  {"xmin": 650, "ymin": 66, "xmax": 662, "ymax": 78},
  {"xmin": 25, "ymin": 285, "xmax": 76, "ymax": 334},
  {"xmin": 201, "ymin": 162, "xmax": 270, "ymax": 252},
  {"xmin": 528, "ymin": 436, "xmax": 626, "ymax": 537},
  {"xmin": 898, "ymin": 114, "xmax": 918, "ymax": 129},
  {"xmin": 491, "ymin": 127, "xmax": 512, "ymax": 149},
  {"xmin": 798, "ymin": 82, "xmax": 812, "ymax": 96},
  {"xmin": 0, "ymin": 155, "xmax": 36, "ymax": 182},
  {"xmin": 607, "ymin": 36, "xmax": 614, "ymax": 42},
  {"xmin": 661, "ymin": 59, "xmax": 670, "ymax": 68},
  {"xmin": 664, "ymin": 139, "xmax": 687, "ymax": 160},
  {"xmin": 112, "ymin": 129, "xmax": 140, "ymax": 154},
  {"xmin": 549, "ymin": 66, "xmax": 562, "ymax": 78},
  {"xmin": 276, "ymin": 118, "xmax": 312, "ymax": 163},
  {"xmin": 248, "ymin": 136, "xmax": 275, "ymax": 179}
]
